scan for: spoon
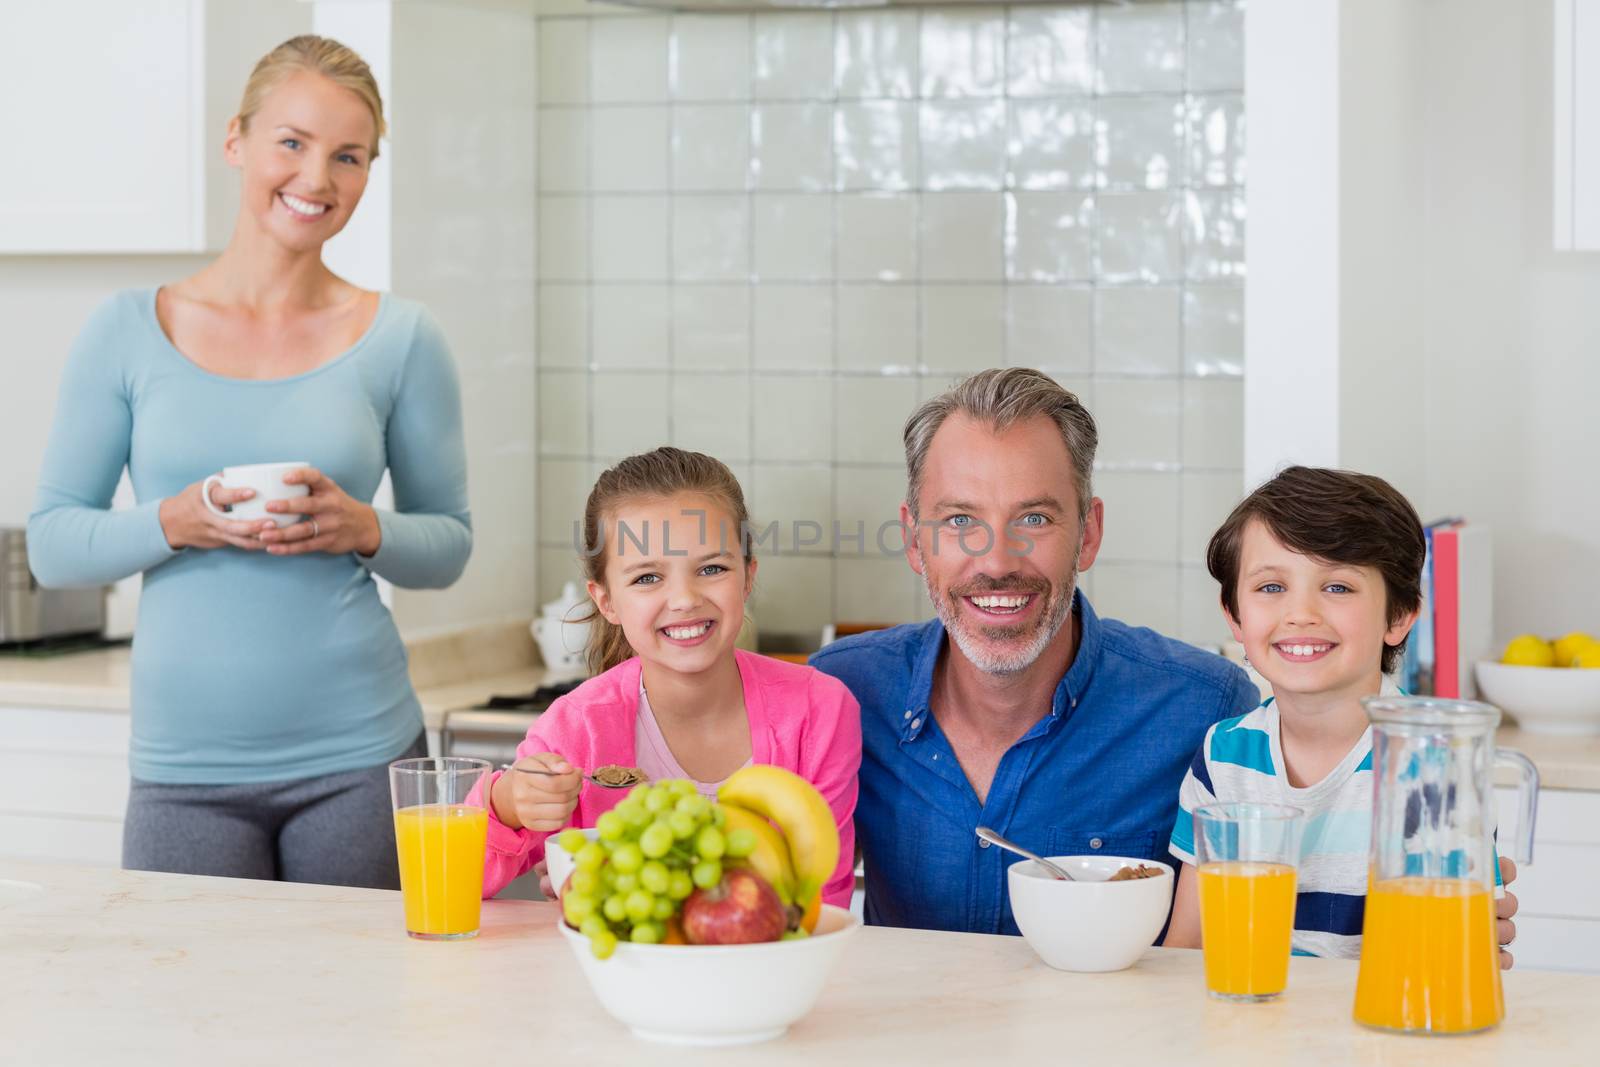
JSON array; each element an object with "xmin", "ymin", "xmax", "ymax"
[
  {"xmin": 975, "ymin": 826, "xmax": 1076, "ymax": 881},
  {"xmin": 499, "ymin": 763, "xmax": 643, "ymax": 790}
]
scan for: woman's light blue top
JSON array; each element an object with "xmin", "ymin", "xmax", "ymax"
[{"xmin": 28, "ymin": 289, "xmax": 472, "ymax": 784}]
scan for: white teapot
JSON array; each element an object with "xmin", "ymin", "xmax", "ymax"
[{"xmin": 531, "ymin": 581, "xmax": 592, "ymax": 676}]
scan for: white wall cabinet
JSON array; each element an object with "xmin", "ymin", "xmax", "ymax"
[
  {"xmin": 1496, "ymin": 787, "xmax": 1600, "ymax": 974},
  {"xmin": 1555, "ymin": 0, "xmax": 1600, "ymax": 249},
  {"xmin": 0, "ymin": 0, "xmax": 306, "ymax": 254},
  {"xmin": 0, "ymin": 706, "xmax": 130, "ymax": 867}
]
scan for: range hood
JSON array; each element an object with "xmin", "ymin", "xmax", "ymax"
[{"xmin": 602, "ymin": 0, "xmax": 1120, "ymax": 12}]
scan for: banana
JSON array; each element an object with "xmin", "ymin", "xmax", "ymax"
[
  {"xmin": 720, "ymin": 804, "xmax": 797, "ymax": 907},
  {"xmin": 718, "ymin": 765, "xmax": 839, "ymax": 909}
]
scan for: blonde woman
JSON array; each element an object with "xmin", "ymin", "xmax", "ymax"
[{"xmin": 28, "ymin": 36, "xmax": 470, "ymax": 888}]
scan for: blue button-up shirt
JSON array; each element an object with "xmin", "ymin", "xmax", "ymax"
[{"xmin": 810, "ymin": 591, "xmax": 1259, "ymax": 936}]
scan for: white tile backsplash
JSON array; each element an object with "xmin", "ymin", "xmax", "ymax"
[
  {"xmin": 920, "ymin": 100, "xmax": 1007, "ymax": 191},
  {"xmin": 752, "ymin": 103, "xmax": 835, "ymax": 191},
  {"xmin": 672, "ymin": 285, "xmax": 750, "ymax": 370},
  {"xmin": 591, "ymin": 106, "xmax": 670, "ymax": 192},
  {"xmin": 754, "ymin": 13, "xmax": 835, "ymax": 101},
  {"xmin": 920, "ymin": 10, "xmax": 1006, "ymax": 99},
  {"xmin": 835, "ymin": 10, "xmax": 920, "ymax": 100},
  {"xmin": 538, "ymin": 3, "xmax": 1246, "ymax": 644},
  {"xmin": 753, "ymin": 194, "xmax": 834, "ymax": 280},
  {"xmin": 836, "ymin": 193, "xmax": 918, "ymax": 281},
  {"xmin": 921, "ymin": 192, "xmax": 1005, "ymax": 280},
  {"xmin": 591, "ymin": 17, "xmax": 670, "ymax": 104},
  {"xmin": 673, "ymin": 105, "xmax": 751, "ymax": 191},
  {"xmin": 591, "ymin": 195, "xmax": 669, "ymax": 281},
  {"xmin": 671, "ymin": 15, "xmax": 751, "ymax": 101}
]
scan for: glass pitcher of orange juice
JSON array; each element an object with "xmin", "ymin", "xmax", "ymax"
[{"xmin": 1353, "ymin": 696, "xmax": 1538, "ymax": 1035}]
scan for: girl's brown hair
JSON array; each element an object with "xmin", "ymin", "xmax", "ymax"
[
  {"xmin": 1206, "ymin": 466, "xmax": 1426, "ymax": 675},
  {"xmin": 578, "ymin": 447, "xmax": 754, "ymax": 676}
]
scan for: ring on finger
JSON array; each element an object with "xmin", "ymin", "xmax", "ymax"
[{"xmin": 310, "ymin": 518, "xmax": 320, "ymax": 540}]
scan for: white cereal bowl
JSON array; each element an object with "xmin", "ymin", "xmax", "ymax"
[
  {"xmin": 559, "ymin": 905, "xmax": 860, "ymax": 1045},
  {"xmin": 542, "ymin": 826, "xmax": 599, "ymax": 897},
  {"xmin": 1475, "ymin": 661, "xmax": 1600, "ymax": 736},
  {"xmin": 1008, "ymin": 855, "xmax": 1174, "ymax": 972}
]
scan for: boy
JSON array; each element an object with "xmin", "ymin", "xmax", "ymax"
[{"xmin": 1164, "ymin": 466, "xmax": 1429, "ymax": 959}]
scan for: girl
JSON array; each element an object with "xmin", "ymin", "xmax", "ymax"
[
  {"xmin": 482, "ymin": 447, "xmax": 861, "ymax": 907},
  {"xmin": 28, "ymin": 36, "xmax": 470, "ymax": 888}
]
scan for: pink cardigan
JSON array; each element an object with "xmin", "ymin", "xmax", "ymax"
[{"xmin": 481, "ymin": 650, "xmax": 862, "ymax": 908}]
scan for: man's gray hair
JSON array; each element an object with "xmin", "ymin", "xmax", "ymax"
[{"xmin": 903, "ymin": 368, "xmax": 1099, "ymax": 521}]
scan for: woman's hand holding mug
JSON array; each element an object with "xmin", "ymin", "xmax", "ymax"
[
  {"xmin": 158, "ymin": 477, "xmax": 278, "ymax": 551},
  {"xmin": 256, "ymin": 465, "xmax": 382, "ymax": 558}
]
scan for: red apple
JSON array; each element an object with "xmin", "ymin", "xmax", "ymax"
[{"xmin": 680, "ymin": 867, "xmax": 787, "ymax": 945}]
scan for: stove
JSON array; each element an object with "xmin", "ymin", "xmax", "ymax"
[{"xmin": 437, "ymin": 679, "xmax": 584, "ymax": 763}]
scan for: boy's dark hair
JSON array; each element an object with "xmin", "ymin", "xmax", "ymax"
[{"xmin": 1206, "ymin": 466, "xmax": 1426, "ymax": 675}]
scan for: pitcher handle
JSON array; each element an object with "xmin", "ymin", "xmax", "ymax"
[{"xmin": 1495, "ymin": 747, "xmax": 1540, "ymax": 865}]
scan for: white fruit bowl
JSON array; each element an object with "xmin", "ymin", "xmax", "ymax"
[
  {"xmin": 1008, "ymin": 855, "xmax": 1174, "ymax": 972},
  {"xmin": 1475, "ymin": 661, "xmax": 1600, "ymax": 736},
  {"xmin": 542, "ymin": 826, "xmax": 598, "ymax": 897},
  {"xmin": 558, "ymin": 904, "xmax": 859, "ymax": 1045}
]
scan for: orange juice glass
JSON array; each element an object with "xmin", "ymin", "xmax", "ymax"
[
  {"xmin": 389, "ymin": 757, "xmax": 491, "ymax": 940},
  {"xmin": 1193, "ymin": 803, "xmax": 1305, "ymax": 1002},
  {"xmin": 1353, "ymin": 876, "xmax": 1501, "ymax": 1034}
]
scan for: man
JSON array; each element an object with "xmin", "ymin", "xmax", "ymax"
[{"xmin": 810, "ymin": 369, "xmax": 1519, "ymax": 955}]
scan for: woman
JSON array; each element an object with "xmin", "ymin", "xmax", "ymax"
[{"xmin": 27, "ymin": 36, "xmax": 471, "ymax": 888}]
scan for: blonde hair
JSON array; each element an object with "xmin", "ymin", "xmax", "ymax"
[
  {"xmin": 903, "ymin": 367, "xmax": 1099, "ymax": 522},
  {"xmin": 579, "ymin": 448, "xmax": 754, "ymax": 676},
  {"xmin": 237, "ymin": 35, "xmax": 387, "ymax": 158}
]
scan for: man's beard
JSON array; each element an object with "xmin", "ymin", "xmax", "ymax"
[{"xmin": 920, "ymin": 542, "xmax": 1081, "ymax": 677}]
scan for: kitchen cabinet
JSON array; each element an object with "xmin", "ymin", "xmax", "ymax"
[
  {"xmin": 0, "ymin": 705, "xmax": 129, "ymax": 866},
  {"xmin": 1555, "ymin": 0, "xmax": 1600, "ymax": 248},
  {"xmin": 1496, "ymin": 786, "xmax": 1600, "ymax": 973},
  {"xmin": 0, "ymin": 0, "xmax": 306, "ymax": 254}
]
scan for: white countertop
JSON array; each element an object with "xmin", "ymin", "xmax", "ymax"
[{"xmin": 2, "ymin": 860, "xmax": 1596, "ymax": 1066}]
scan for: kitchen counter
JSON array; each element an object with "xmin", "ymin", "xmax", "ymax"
[
  {"xmin": 5, "ymin": 645, "xmax": 1600, "ymax": 788},
  {"xmin": 2, "ymin": 860, "xmax": 1596, "ymax": 1066},
  {"xmin": 0, "ymin": 621, "xmax": 552, "ymax": 732}
]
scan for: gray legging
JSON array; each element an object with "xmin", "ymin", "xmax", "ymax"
[{"xmin": 122, "ymin": 732, "xmax": 427, "ymax": 889}]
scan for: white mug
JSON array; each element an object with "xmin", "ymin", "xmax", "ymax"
[{"xmin": 201, "ymin": 462, "xmax": 311, "ymax": 528}]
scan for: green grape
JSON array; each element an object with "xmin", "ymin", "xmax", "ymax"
[
  {"xmin": 667, "ymin": 810, "xmax": 697, "ymax": 841},
  {"xmin": 695, "ymin": 825, "xmax": 726, "ymax": 861},
  {"xmin": 639, "ymin": 823, "xmax": 674, "ymax": 859},
  {"xmin": 673, "ymin": 794, "xmax": 706, "ymax": 818},
  {"xmin": 611, "ymin": 842, "xmax": 644, "ymax": 873},
  {"xmin": 575, "ymin": 842, "xmax": 606, "ymax": 871},
  {"xmin": 616, "ymin": 800, "xmax": 649, "ymax": 828},
  {"xmin": 579, "ymin": 914, "xmax": 608, "ymax": 939},
  {"xmin": 570, "ymin": 868, "xmax": 600, "ymax": 895},
  {"xmin": 643, "ymin": 787, "xmax": 671, "ymax": 814},
  {"xmin": 668, "ymin": 778, "xmax": 697, "ymax": 799},
  {"xmin": 612, "ymin": 872, "xmax": 639, "ymax": 894},
  {"xmin": 640, "ymin": 861, "xmax": 670, "ymax": 895},
  {"xmin": 562, "ymin": 891, "xmax": 596, "ymax": 924},
  {"xmin": 598, "ymin": 864, "xmax": 617, "ymax": 889},
  {"xmin": 630, "ymin": 922, "xmax": 662, "ymax": 944},
  {"xmin": 710, "ymin": 804, "xmax": 727, "ymax": 828},
  {"xmin": 667, "ymin": 869, "xmax": 694, "ymax": 901},
  {"xmin": 625, "ymin": 889, "xmax": 656, "ymax": 923},
  {"xmin": 724, "ymin": 827, "xmax": 757, "ymax": 859},
  {"xmin": 556, "ymin": 828, "xmax": 588, "ymax": 854},
  {"xmin": 590, "ymin": 929, "xmax": 618, "ymax": 960},
  {"xmin": 692, "ymin": 859, "xmax": 722, "ymax": 890},
  {"xmin": 780, "ymin": 929, "xmax": 810, "ymax": 941},
  {"xmin": 602, "ymin": 893, "xmax": 627, "ymax": 923},
  {"xmin": 651, "ymin": 896, "xmax": 674, "ymax": 922},
  {"xmin": 595, "ymin": 811, "xmax": 625, "ymax": 841},
  {"xmin": 627, "ymin": 783, "xmax": 652, "ymax": 804}
]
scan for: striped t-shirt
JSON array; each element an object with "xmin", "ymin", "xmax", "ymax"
[{"xmin": 1168, "ymin": 681, "xmax": 1401, "ymax": 959}]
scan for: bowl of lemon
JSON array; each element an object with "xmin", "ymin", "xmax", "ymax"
[{"xmin": 1476, "ymin": 632, "xmax": 1600, "ymax": 735}]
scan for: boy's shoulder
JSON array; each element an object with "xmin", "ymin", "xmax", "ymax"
[{"xmin": 1198, "ymin": 699, "xmax": 1277, "ymax": 776}]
